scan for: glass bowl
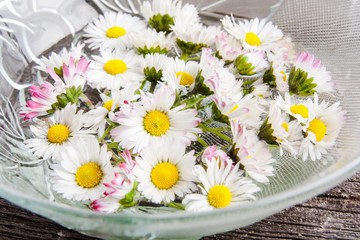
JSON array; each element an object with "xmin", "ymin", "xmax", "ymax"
[{"xmin": 0, "ymin": 0, "xmax": 359, "ymax": 239}]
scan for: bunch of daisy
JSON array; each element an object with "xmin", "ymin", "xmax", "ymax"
[{"xmin": 21, "ymin": 0, "xmax": 345, "ymax": 213}]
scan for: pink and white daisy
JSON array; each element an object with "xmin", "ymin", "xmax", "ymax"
[
  {"xmin": 24, "ymin": 104, "xmax": 94, "ymax": 161},
  {"xmin": 21, "ymin": 81, "xmax": 63, "ymax": 120},
  {"xmin": 35, "ymin": 43, "xmax": 85, "ymax": 73},
  {"xmin": 231, "ymin": 121, "xmax": 275, "ymax": 183},
  {"xmin": 289, "ymin": 52, "xmax": 335, "ymax": 96},
  {"xmin": 214, "ymin": 31, "xmax": 243, "ymax": 62},
  {"xmin": 47, "ymin": 56, "xmax": 90, "ymax": 91},
  {"xmin": 91, "ymin": 149, "xmax": 137, "ymax": 213}
]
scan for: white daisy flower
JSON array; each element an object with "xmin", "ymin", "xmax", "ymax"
[
  {"xmin": 258, "ymin": 103, "xmax": 302, "ymax": 155},
  {"xmin": 140, "ymin": 0, "xmax": 199, "ymax": 34},
  {"xmin": 87, "ymin": 49, "xmax": 144, "ymax": 90},
  {"xmin": 91, "ymin": 149, "xmax": 136, "ymax": 213},
  {"xmin": 142, "ymin": 53, "xmax": 172, "ymax": 86},
  {"xmin": 274, "ymin": 93, "xmax": 311, "ymax": 124},
  {"xmin": 129, "ymin": 28, "xmax": 175, "ymax": 55},
  {"xmin": 248, "ymin": 79, "xmax": 271, "ymax": 102},
  {"xmin": 214, "ymin": 31, "xmax": 243, "ymax": 62},
  {"xmin": 35, "ymin": 43, "xmax": 85, "ymax": 73},
  {"xmin": 134, "ymin": 142, "xmax": 197, "ymax": 204},
  {"xmin": 51, "ymin": 137, "xmax": 114, "ymax": 202},
  {"xmin": 182, "ymin": 158, "xmax": 260, "ymax": 212},
  {"xmin": 208, "ymin": 68, "xmax": 263, "ymax": 128},
  {"xmin": 21, "ymin": 81, "xmax": 63, "ymax": 120},
  {"xmin": 84, "ymin": 84, "xmax": 140, "ymax": 137},
  {"xmin": 222, "ymin": 16, "xmax": 283, "ymax": 52},
  {"xmin": 289, "ymin": 52, "xmax": 335, "ymax": 96},
  {"xmin": 199, "ymin": 48, "xmax": 225, "ymax": 87},
  {"xmin": 162, "ymin": 58, "xmax": 200, "ymax": 94},
  {"xmin": 84, "ymin": 11, "xmax": 146, "ymax": 50},
  {"xmin": 299, "ymin": 93, "xmax": 345, "ymax": 161},
  {"xmin": 24, "ymin": 104, "xmax": 94, "ymax": 161},
  {"xmin": 231, "ymin": 121, "xmax": 275, "ymax": 183},
  {"xmin": 111, "ymin": 85, "xmax": 201, "ymax": 153},
  {"xmin": 201, "ymin": 145, "xmax": 232, "ymax": 166},
  {"xmin": 234, "ymin": 51, "xmax": 269, "ymax": 76},
  {"xmin": 172, "ymin": 21, "xmax": 221, "ymax": 55}
]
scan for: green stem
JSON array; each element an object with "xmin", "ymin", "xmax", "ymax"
[
  {"xmin": 197, "ymin": 136, "xmax": 208, "ymax": 147},
  {"xmin": 149, "ymin": 81, "xmax": 157, "ymax": 93},
  {"xmin": 167, "ymin": 202, "xmax": 185, "ymax": 210},
  {"xmin": 200, "ymin": 123, "xmax": 232, "ymax": 143}
]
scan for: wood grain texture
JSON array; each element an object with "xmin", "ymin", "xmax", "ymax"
[{"xmin": 0, "ymin": 172, "xmax": 358, "ymax": 239}]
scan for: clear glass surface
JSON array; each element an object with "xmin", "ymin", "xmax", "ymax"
[{"xmin": 0, "ymin": 0, "xmax": 359, "ymax": 239}]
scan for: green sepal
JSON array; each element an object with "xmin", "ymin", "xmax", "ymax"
[
  {"xmin": 119, "ymin": 182, "xmax": 138, "ymax": 208},
  {"xmin": 190, "ymin": 71, "xmax": 213, "ymax": 96},
  {"xmin": 48, "ymin": 86, "xmax": 82, "ymax": 114},
  {"xmin": 176, "ymin": 38, "xmax": 207, "ymax": 57},
  {"xmin": 54, "ymin": 66, "xmax": 63, "ymax": 78},
  {"xmin": 148, "ymin": 13, "xmax": 174, "ymax": 34},
  {"xmin": 288, "ymin": 67, "xmax": 317, "ymax": 96},
  {"xmin": 144, "ymin": 67, "xmax": 163, "ymax": 84},
  {"xmin": 137, "ymin": 46, "xmax": 168, "ymax": 56},
  {"xmin": 234, "ymin": 55, "xmax": 255, "ymax": 76},
  {"xmin": 263, "ymin": 65, "xmax": 277, "ymax": 88},
  {"xmin": 211, "ymin": 102, "xmax": 230, "ymax": 125},
  {"xmin": 258, "ymin": 118, "xmax": 278, "ymax": 145}
]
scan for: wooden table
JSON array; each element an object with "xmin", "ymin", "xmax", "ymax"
[{"xmin": 0, "ymin": 172, "xmax": 358, "ymax": 239}]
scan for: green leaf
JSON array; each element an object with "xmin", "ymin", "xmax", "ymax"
[{"xmin": 148, "ymin": 14, "xmax": 174, "ymax": 34}]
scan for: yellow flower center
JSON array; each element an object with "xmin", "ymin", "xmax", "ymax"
[
  {"xmin": 176, "ymin": 71, "xmax": 195, "ymax": 86},
  {"xmin": 307, "ymin": 118, "xmax": 327, "ymax": 142},
  {"xmin": 151, "ymin": 162, "xmax": 179, "ymax": 190},
  {"xmin": 104, "ymin": 59, "xmax": 127, "ymax": 75},
  {"xmin": 75, "ymin": 162, "xmax": 103, "ymax": 188},
  {"xmin": 106, "ymin": 26, "xmax": 127, "ymax": 38},
  {"xmin": 280, "ymin": 70, "xmax": 287, "ymax": 81},
  {"xmin": 143, "ymin": 110, "xmax": 170, "ymax": 136},
  {"xmin": 103, "ymin": 100, "xmax": 113, "ymax": 111},
  {"xmin": 290, "ymin": 104, "xmax": 309, "ymax": 118},
  {"xmin": 245, "ymin": 32, "xmax": 261, "ymax": 46},
  {"xmin": 281, "ymin": 122, "xmax": 289, "ymax": 132},
  {"xmin": 226, "ymin": 104, "xmax": 238, "ymax": 116},
  {"xmin": 47, "ymin": 124, "xmax": 70, "ymax": 144},
  {"xmin": 207, "ymin": 185, "xmax": 232, "ymax": 208}
]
